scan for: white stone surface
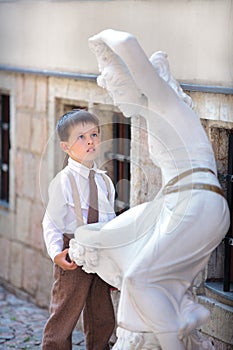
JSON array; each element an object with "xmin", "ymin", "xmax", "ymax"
[{"xmin": 69, "ymin": 29, "xmax": 230, "ymax": 349}]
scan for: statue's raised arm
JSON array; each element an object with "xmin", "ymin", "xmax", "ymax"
[
  {"xmin": 89, "ymin": 29, "xmax": 193, "ymax": 115},
  {"xmin": 69, "ymin": 29, "xmax": 230, "ymax": 350}
]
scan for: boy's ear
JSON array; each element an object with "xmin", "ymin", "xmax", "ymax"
[{"xmin": 60, "ymin": 141, "xmax": 69, "ymax": 153}]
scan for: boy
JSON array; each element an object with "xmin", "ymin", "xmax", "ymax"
[{"xmin": 42, "ymin": 109, "xmax": 116, "ymax": 350}]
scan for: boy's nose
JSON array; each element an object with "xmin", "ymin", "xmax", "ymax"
[{"xmin": 87, "ymin": 137, "xmax": 94, "ymax": 145}]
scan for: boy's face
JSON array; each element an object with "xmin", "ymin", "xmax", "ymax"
[{"xmin": 61, "ymin": 122, "xmax": 100, "ymax": 167}]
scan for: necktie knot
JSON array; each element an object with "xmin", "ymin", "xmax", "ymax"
[{"xmin": 89, "ymin": 169, "xmax": 95, "ymax": 179}]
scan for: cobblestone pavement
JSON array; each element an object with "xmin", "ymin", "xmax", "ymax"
[{"xmin": 0, "ymin": 284, "xmax": 85, "ymax": 349}]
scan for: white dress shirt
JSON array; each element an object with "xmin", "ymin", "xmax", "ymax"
[{"xmin": 42, "ymin": 158, "xmax": 116, "ymax": 261}]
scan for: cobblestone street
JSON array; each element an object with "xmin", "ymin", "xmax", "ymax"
[{"xmin": 0, "ymin": 284, "xmax": 85, "ymax": 349}]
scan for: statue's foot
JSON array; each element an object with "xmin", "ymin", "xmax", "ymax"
[{"xmin": 178, "ymin": 303, "xmax": 210, "ymax": 340}]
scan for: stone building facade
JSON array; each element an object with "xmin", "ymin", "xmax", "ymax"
[
  {"xmin": 0, "ymin": 0, "xmax": 232, "ymax": 348},
  {"xmin": 0, "ymin": 69, "xmax": 232, "ymax": 349}
]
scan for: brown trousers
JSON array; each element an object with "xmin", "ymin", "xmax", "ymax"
[{"xmin": 42, "ymin": 237, "xmax": 115, "ymax": 350}]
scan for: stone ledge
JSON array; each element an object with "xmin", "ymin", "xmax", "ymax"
[
  {"xmin": 198, "ymin": 295, "xmax": 233, "ymax": 346},
  {"xmin": 205, "ymin": 282, "xmax": 233, "ymax": 308}
]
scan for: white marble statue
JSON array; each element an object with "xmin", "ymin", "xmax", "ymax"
[{"xmin": 69, "ymin": 29, "xmax": 230, "ymax": 350}]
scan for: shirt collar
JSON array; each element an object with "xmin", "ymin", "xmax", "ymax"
[{"xmin": 67, "ymin": 157, "xmax": 106, "ymax": 179}]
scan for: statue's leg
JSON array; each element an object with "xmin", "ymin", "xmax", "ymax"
[
  {"xmin": 116, "ymin": 223, "xmax": 210, "ymax": 349},
  {"xmin": 178, "ymin": 300, "xmax": 210, "ymax": 340},
  {"xmin": 119, "ymin": 271, "xmax": 186, "ymax": 350}
]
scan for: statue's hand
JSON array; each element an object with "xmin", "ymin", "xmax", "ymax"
[
  {"xmin": 68, "ymin": 239, "xmax": 99, "ymax": 274},
  {"xmin": 89, "ymin": 30, "xmax": 147, "ymax": 118}
]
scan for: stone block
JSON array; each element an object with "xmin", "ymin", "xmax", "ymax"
[
  {"xmin": 30, "ymin": 116, "xmax": 47, "ymax": 154},
  {"xmin": 191, "ymin": 92, "xmax": 233, "ymax": 124},
  {"xmin": 219, "ymin": 94, "xmax": 233, "ymax": 123},
  {"xmin": 15, "ymin": 197, "xmax": 31, "ymax": 243},
  {"xmin": 15, "ymin": 151, "xmax": 23, "ymax": 196},
  {"xmin": 199, "ymin": 296, "xmax": 233, "ymax": 346},
  {"xmin": 22, "ymin": 152, "xmax": 36, "ymax": 199},
  {"xmin": 16, "ymin": 75, "xmax": 36, "ymax": 109},
  {"xmin": 35, "ymin": 77, "xmax": 48, "ymax": 113},
  {"xmin": 16, "ymin": 111, "xmax": 31, "ymax": 150},
  {"xmin": 22, "ymin": 247, "xmax": 40, "ymax": 296},
  {"xmin": 16, "ymin": 74, "xmax": 24, "ymax": 108},
  {"xmin": 29, "ymin": 201, "xmax": 45, "ymax": 252},
  {"xmin": 191, "ymin": 92, "xmax": 217, "ymax": 121},
  {"xmin": 9, "ymin": 241, "xmax": 23, "ymax": 289},
  {"xmin": 36, "ymin": 155, "xmax": 49, "ymax": 205},
  {"xmin": 0, "ymin": 211, "xmax": 15, "ymax": 239},
  {"xmin": 208, "ymin": 337, "xmax": 233, "ymax": 350},
  {"xmin": 0, "ymin": 236, "xmax": 10, "ymax": 280}
]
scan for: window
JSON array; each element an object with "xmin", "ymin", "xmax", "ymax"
[
  {"xmin": 222, "ymin": 131, "xmax": 233, "ymax": 292},
  {"xmin": 105, "ymin": 112, "xmax": 131, "ymax": 215},
  {"xmin": 0, "ymin": 94, "xmax": 10, "ymax": 206},
  {"xmin": 205, "ymin": 127, "xmax": 233, "ymax": 296}
]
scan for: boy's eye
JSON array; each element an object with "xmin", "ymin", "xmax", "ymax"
[
  {"xmin": 91, "ymin": 133, "xmax": 98, "ymax": 137},
  {"xmin": 78, "ymin": 135, "xmax": 84, "ymax": 140}
]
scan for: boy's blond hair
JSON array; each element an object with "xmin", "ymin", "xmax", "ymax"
[{"xmin": 56, "ymin": 109, "xmax": 99, "ymax": 142}]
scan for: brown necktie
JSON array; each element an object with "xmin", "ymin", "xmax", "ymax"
[{"xmin": 87, "ymin": 170, "xmax": 99, "ymax": 224}]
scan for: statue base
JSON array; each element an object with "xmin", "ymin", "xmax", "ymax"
[{"xmin": 112, "ymin": 327, "xmax": 215, "ymax": 350}]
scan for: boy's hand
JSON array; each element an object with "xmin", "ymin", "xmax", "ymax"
[{"xmin": 54, "ymin": 249, "xmax": 78, "ymax": 271}]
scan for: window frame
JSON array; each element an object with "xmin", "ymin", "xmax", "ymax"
[
  {"xmin": 205, "ymin": 127, "xmax": 233, "ymax": 299},
  {"xmin": 0, "ymin": 93, "xmax": 10, "ymax": 207}
]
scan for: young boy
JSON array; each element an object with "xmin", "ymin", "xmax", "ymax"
[{"xmin": 42, "ymin": 109, "xmax": 116, "ymax": 350}]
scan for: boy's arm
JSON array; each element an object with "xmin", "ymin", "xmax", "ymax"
[
  {"xmin": 43, "ymin": 213, "xmax": 77, "ymax": 270},
  {"xmin": 42, "ymin": 173, "xmax": 77, "ymax": 270},
  {"xmin": 54, "ymin": 250, "xmax": 77, "ymax": 270}
]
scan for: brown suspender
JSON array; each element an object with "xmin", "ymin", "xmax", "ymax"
[
  {"xmin": 66, "ymin": 170, "xmax": 111, "ymax": 226},
  {"xmin": 66, "ymin": 171, "xmax": 85, "ymax": 227},
  {"xmin": 63, "ymin": 170, "xmax": 111, "ymax": 254}
]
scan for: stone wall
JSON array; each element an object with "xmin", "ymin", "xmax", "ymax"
[
  {"xmin": 0, "ymin": 72, "xmax": 52, "ymax": 306},
  {"xmin": 0, "ymin": 71, "xmax": 117, "ymax": 308},
  {"xmin": 131, "ymin": 90, "xmax": 233, "ymax": 198},
  {"xmin": 0, "ymin": 71, "xmax": 232, "ymax": 348}
]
